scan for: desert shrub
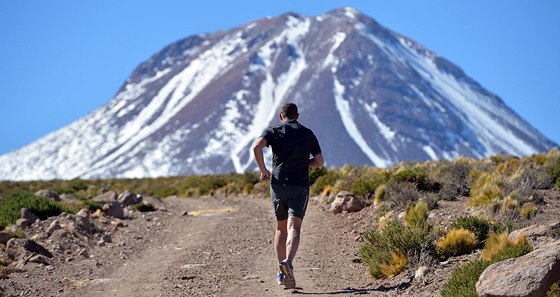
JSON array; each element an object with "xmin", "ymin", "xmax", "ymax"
[
  {"xmin": 378, "ymin": 211, "xmax": 393, "ymax": 230},
  {"xmin": 384, "ymin": 181, "xmax": 420, "ymax": 210},
  {"xmin": 374, "ymin": 184, "xmax": 386, "ymax": 206},
  {"xmin": 310, "ymin": 170, "xmax": 339, "ymax": 196},
  {"xmin": 242, "ymin": 183, "xmax": 254, "ymax": 195},
  {"xmin": 14, "ymin": 228, "xmax": 26, "ymax": 238},
  {"xmin": 442, "ymin": 238, "xmax": 532, "ymax": 297},
  {"xmin": 50, "ymin": 178, "xmax": 90, "ymax": 196},
  {"xmin": 404, "ymin": 201, "xmax": 429, "ymax": 229},
  {"xmin": 72, "ymin": 198, "xmax": 101, "ymax": 212},
  {"xmin": 502, "ymin": 197, "xmax": 519, "ymax": 211},
  {"xmin": 450, "ymin": 216, "xmax": 490, "ymax": 244},
  {"xmin": 308, "ymin": 166, "xmax": 327, "ymax": 186},
  {"xmin": 545, "ymin": 151, "xmax": 560, "ymax": 186},
  {"xmin": 547, "ymin": 282, "xmax": 560, "ymax": 297},
  {"xmin": 433, "ymin": 159, "xmax": 472, "ymax": 200},
  {"xmin": 351, "ymin": 177, "xmax": 377, "ymax": 197},
  {"xmin": 378, "ymin": 251, "xmax": 407, "ymax": 278},
  {"xmin": 0, "ymin": 192, "xmax": 76, "ymax": 228},
  {"xmin": 149, "ymin": 184, "xmax": 179, "ymax": 198},
  {"xmin": 422, "ymin": 193, "xmax": 439, "ymax": 210},
  {"xmin": 468, "ymin": 172, "xmax": 504, "ymax": 207},
  {"xmin": 351, "ymin": 172, "xmax": 389, "ymax": 198},
  {"xmin": 360, "ymin": 217, "xmax": 434, "ymax": 279},
  {"xmin": 501, "ymin": 167, "xmax": 549, "ymax": 207},
  {"xmin": 496, "ymin": 156, "xmax": 521, "ymax": 175},
  {"xmin": 519, "ymin": 202, "xmax": 539, "ymax": 219},
  {"xmin": 437, "ymin": 228, "xmax": 478, "ymax": 259},
  {"xmin": 481, "ymin": 232, "xmax": 528, "ymax": 261},
  {"xmin": 490, "ymin": 243, "xmax": 532, "ymax": 262},
  {"xmin": 390, "ymin": 167, "xmax": 440, "ymax": 192},
  {"xmin": 440, "ymin": 259, "xmax": 489, "ymax": 297}
]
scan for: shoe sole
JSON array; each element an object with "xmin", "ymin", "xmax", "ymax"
[{"xmin": 279, "ymin": 262, "xmax": 296, "ymax": 289}]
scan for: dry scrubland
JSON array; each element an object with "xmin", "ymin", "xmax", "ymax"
[{"xmin": 1, "ymin": 148, "xmax": 560, "ymax": 296}]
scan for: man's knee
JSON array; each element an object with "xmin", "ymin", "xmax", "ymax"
[{"xmin": 287, "ymin": 216, "xmax": 302, "ymax": 232}]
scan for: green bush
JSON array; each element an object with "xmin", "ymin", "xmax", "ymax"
[
  {"xmin": 390, "ymin": 168, "xmax": 428, "ymax": 186},
  {"xmin": 0, "ymin": 192, "xmax": 76, "ymax": 228},
  {"xmin": 79, "ymin": 198, "xmax": 101, "ymax": 211},
  {"xmin": 14, "ymin": 228, "xmax": 26, "ymax": 238},
  {"xmin": 490, "ymin": 243, "xmax": 532, "ymax": 262},
  {"xmin": 351, "ymin": 173, "xmax": 388, "ymax": 197},
  {"xmin": 310, "ymin": 171, "xmax": 339, "ymax": 196},
  {"xmin": 441, "ymin": 239, "xmax": 532, "ymax": 297},
  {"xmin": 360, "ymin": 218, "xmax": 434, "ymax": 279},
  {"xmin": 546, "ymin": 158, "xmax": 560, "ymax": 186},
  {"xmin": 404, "ymin": 201, "xmax": 429, "ymax": 229},
  {"xmin": 309, "ymin": 167, "xmax": 327, "ymax": 186},
  {"xmin": 450, "ymin": 216, "xmax": 490, "ymax": 245},
  {"xmin": 441, "ymin": 260, "xmax": 490, "ymax": 297},
  {"xmin": 148, "ymin": 184, "xmax": 179, "ymax": 198},
  {"xmin": 547, "ymin": 282, "xmax": 560, "ymax": 297}
]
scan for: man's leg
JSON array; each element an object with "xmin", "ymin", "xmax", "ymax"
[
  {"xmin": 286, "ymin": 215, "xmax": 302, "ymax": 261},
  {"xmin": 279, "ymin": 215, "xmax": 301, "ymax": 289},
  {"xmin": 275, "ymin": 219, "xmax": 288, "ymax": 264}
]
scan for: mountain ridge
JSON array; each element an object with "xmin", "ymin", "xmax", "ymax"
[{"xmin": 0, "ymin": 7, "xmax": 556, "ymax": 181}]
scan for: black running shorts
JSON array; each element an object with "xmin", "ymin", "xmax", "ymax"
[{"xmin": 270, "ymin": 184, "xmax": 309, "ymax": 220}]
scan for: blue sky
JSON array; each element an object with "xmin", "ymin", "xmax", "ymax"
[{"xmin": 0, "ymin": 1, "xmax": 559, "ymax": 155}]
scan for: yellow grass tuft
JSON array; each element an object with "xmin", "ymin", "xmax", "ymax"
[
  {"xmin": 468, "ymin": 172, "xmax": 504, "ymax": 207},
  {"xmin": 512, "ymin": 232, "xmax": 528, "ymax": 246},
  {"xmin": 482, "ymin": 232, "xmax": 519, "ymax": 261},
  {"xmin": 379, "ymin": 251, "xmax": 407, "ymax": 278},
  {"xmin": 321, "ymin": 185, "xmax": 332, "ymax": 197},
  {"xmin": 519, "ymin": 203, "xmax": 538, "ymax": 219},
  {"xmin": 404, "ymin": 200, "xmax": 428, "ymax": 228},
  {"xmin": 378, "ymin": 211, "xmax": 393, "ymax": 230},
  {"xmin": 374, "ymin": 184, "xmax": 386, "ymax": 206},
  {"xmin": 502, "ymin": 197, "xmax": 519, "ymax": 211},
  {"xmin": 437, "ymin": 228, "xmax": 478, "ymax": 258}
]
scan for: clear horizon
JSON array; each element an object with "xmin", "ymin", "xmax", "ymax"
[{"xmin": 0, "ymin": 0, "xmax": 559, "ymax": 155}]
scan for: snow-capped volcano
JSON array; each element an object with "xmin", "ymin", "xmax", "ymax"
[{"xmin": 0, "ymin": 7, "xmax": 556, "ymax": 181}]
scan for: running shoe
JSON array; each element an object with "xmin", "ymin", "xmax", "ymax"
[
  {"xmin": 276, "ymin": 272, "xmax": 285, "ymax": 285},
  {"xmin": 279, "ymin": 259, "xmax": 296, "ymax": 289}
]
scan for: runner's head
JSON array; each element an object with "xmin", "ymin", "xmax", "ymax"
[{"xmin": 280, "ymin": 102, "xmax": 299, "ymax": 121}]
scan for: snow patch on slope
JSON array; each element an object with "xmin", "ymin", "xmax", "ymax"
[{"xmin": 333, "ymin": 78, "xmax": 391, "ymax": 167}]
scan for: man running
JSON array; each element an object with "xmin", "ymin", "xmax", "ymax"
[{"xmin": 252, "ymin": 102, "xmax": 324, "ymax": 289}]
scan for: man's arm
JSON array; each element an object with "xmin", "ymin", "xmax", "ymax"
[
  {"xmin": 309, "ymin": 153, "xmax": 324, "ymax": 168},
  {"xmin": 252, "ymin": 137, "xmax": 271, "ymax": 180}
]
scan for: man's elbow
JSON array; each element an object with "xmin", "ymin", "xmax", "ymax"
[
  {"xmin": 252, "ymin": 142, "xmax": 260, "ymax": 153},
  {"xmin": 314, "ymin": 154, "xmax": 324, "ymax": 167}
]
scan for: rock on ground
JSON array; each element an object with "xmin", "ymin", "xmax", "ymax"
[
  {"xmin": 35, "ymin": 189, "xmax": 60, "ymax": 201},
  {"xmin": 476, "ymin": 240, "xmax": 560, "ymax": 297}
]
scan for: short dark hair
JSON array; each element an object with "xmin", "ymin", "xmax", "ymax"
[{"xmin": 281, "ymin": 102, "xmax": 298, "ymax": 119}]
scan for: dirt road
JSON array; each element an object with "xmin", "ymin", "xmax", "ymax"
[{"xmin": 57, "ymin": 196, "xmax": 379, "ymax": 297}]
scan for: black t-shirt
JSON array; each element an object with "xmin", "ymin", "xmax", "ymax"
[{"xmin": 261, "ymin": 120, "xmax": 322, "ymax": 187}]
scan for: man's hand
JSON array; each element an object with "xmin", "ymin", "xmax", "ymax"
[
  {"xmin": 253, "ymin": 137, "xmax": 271, "ymax": 181},
  {"xmin": 260, "ymin": 169, "xmax": 271, "ymax": 181}
]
